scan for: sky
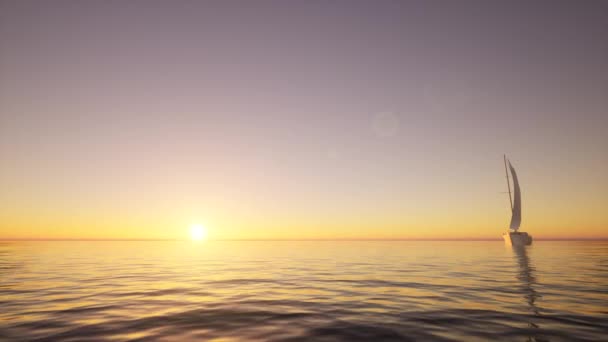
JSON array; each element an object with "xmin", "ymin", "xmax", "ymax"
[{"xmin": 1, "ymin": 1, "xmax": 607, "ymax": 240}]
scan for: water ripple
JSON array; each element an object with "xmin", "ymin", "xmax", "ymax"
[{"xmin": 1, "ymin": 241, "xmax": 607, "ymax": 341}]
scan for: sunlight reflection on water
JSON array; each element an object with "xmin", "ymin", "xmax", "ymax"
[{"xmin": 1, "ymin": 241, "xmax": 607, "ymax": 341}]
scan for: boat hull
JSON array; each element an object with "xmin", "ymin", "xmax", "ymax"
[{"xmin": 503, "ymin": 231, "xmax": 533, "ymax": 246}]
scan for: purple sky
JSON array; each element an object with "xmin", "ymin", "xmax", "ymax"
[{"xmin": 1, "ymin": 1, "xmax": 607, "ymax": 239}]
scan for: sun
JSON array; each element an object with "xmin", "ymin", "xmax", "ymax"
[{"xmin": 190, "ymin": 224, "xmax": 207, "ymax": 241}]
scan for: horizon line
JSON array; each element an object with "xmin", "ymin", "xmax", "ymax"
[{"xmin": 2, "ymin": 237, "xmax": 608, "ymax": 242}]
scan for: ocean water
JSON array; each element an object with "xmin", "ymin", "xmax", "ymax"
[{"xmin": 0, "ymin": 241, "xmax": 606, "ymax": 341}]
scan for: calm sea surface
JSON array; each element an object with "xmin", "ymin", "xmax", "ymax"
[{"xmin": 0, "ymin": 241, "xmax": 606, "ymax": 341}]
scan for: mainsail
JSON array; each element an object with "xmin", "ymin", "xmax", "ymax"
[{"xmin": 509, "ymin": 161, "xmax": 522, "ymax": 230}]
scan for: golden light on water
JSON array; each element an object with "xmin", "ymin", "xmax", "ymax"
[{"xmin": 190, "ymin": 224, "xmax": 207, "ymax": 241}]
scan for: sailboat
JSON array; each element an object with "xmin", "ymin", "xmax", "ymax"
[{"xmin": 502, "ymin": 155, "xmax": 533, "ymax": 246}]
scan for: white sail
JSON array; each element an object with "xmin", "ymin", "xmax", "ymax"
[{"xmin": 509, "ymin": 161, "xmax": 521, "ymax": 230}]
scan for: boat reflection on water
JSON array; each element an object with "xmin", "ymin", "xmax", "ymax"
[{"xmin": 511, "ymin": 246, "xmax": 548, "ymax": 342}]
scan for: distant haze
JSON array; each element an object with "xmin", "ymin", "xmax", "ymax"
[{"xmin": 1, "ymin": 1, "xmax": 607, "ymax": 240}]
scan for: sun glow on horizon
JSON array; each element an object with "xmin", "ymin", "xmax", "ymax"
[{"xmin": 190, "ymin": 224, "xmax": 207, "ymax": 241}]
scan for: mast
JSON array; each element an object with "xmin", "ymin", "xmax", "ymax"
[{"xmin": 504, "ymin": 154, "xmax": 513, "ymax": 210}]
